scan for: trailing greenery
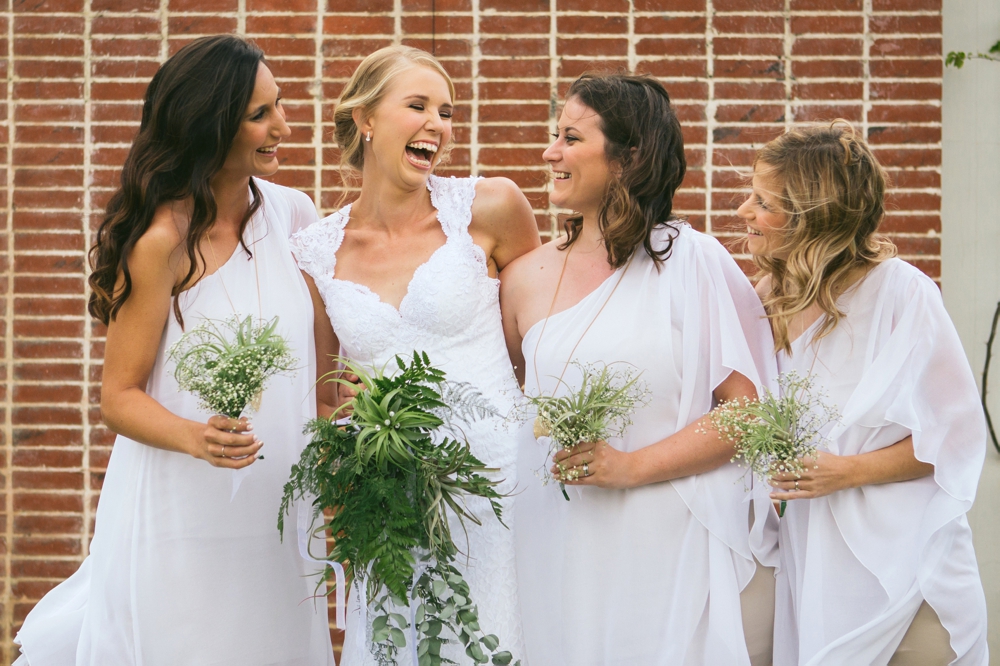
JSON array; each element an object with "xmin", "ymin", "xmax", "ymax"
[
  {"xmin": 279, "ymin": 352, "xmax": 519, "ymax": 666},
  {"xmin": 706, "ymin": 371, "xmax": 839, "ymax": 516},
  {"xmin": 521, "ymin": 362, "xmax": 647, "ymax": 500},
  {"xmin": 946, "ymin": 39, "xmax": 1000, "ymax": 68},
  {"xmin": 168, "ymin": 315, "xmax": 296, "ymax": 419}
]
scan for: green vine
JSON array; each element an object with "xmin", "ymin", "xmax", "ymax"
[{"xmin": 946, "ymin": 39, "xmax": 1000, "ymax": 68}]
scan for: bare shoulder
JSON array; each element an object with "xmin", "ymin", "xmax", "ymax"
[
  {"xmin": 473, "ymin": 176, "xmax": 524, "ymax": 209},
  {"xmin": 471, "ymin": 177, "xmax": 532, "ymax": 229},
  {"xmin": 500, "ymin": 236, "xmax": 563, "ymax": 290},
  {"xmin": 130, "ymin": 203, "xmax": 187, "ymax": 280},
  {"xmin": 754, "ymin": 273, "xmax": 772, "ymax": 299}
]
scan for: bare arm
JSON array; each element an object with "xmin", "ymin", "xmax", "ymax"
[
  {"xmin": 304, "ymin": 272, "xmax": 342, "ymax": 419},
  {"xmin": 100, "ymin": 219, "xmax": 261, "ymax": 468},
  {"xmin": 557, "ymin": 370, "xmax": 759, "ymax": 488},
  {"xmin": 499, "ymin": 262, "xmax": 527, "ymax": 388},
  {"xmin": 769, "ymin": 436, "xmax": 933, "ymax": 501},
  {"xmin": 471, "ymin": 177, "xmax": 541, "ymax": 274}
]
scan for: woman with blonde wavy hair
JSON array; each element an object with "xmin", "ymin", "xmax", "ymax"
[
  {"xmin": 502, "ymin": 72, "xmax": 776, "ymax": 665},
  {"xmin": 740, "ymin": 122, "xmax": 988, "ymax": 665},
  {"xmin": 289, "ymin": 45, "xmax": 539, "ymax": 664}
]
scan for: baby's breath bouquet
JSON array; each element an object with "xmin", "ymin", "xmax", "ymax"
[
  {"xmin": 522, "ymin": 362, "xmax": 647, "ymax": 500},
  {"xmin": 706, "ymin": 371, "xmax": 839, "ymax": 516},
  {"xmin": 169, "ymin": 315, "xmax": 296, "ymax": 420},
  {"xmin": 279, "ymin": 352, "xmax": 519, "ymax": 666}
]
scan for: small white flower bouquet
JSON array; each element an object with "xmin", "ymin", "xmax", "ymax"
[
  {"xmin": 521, "ymin": 362, "xmax": 648, "ymax": 500},
  {"xmin": 169, "ymin": 314, "xmax": 297, "ymax": 425},
  {"xmin": 706, "ymin": 371, "xmax": 838, "ymax": 516}
]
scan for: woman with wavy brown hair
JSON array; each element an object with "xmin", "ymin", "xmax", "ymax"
[
  {"xmin": 500, "ymin": 73, "xmax": 776, "ymax": 665},
  {"xmin": 740, "ymin": 122, "xmax": 988, "ymax": 665},
  {"xmin": 13, "ymin": 35, "xmax": 335, "ymax": 665}
]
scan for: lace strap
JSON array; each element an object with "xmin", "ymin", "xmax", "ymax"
[
  {"xmin": 288, "ymin": 205, "xmax": 350, "ymax": 281},
  {"xmin": 427, "ymin": 175, "xmax": 481, "ymax": 239}
]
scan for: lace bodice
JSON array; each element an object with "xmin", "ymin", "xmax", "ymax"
[
  {"xmin": 290, "ymin": 175, "xmax": 525, "ymax": 665},
  {"xmin": 291, "ymin": 175, "xmax": 520, "ymax": 416}
]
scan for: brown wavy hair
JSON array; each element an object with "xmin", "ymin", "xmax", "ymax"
[
  {"xmin": 88, "ymin": 35, "xmax": 265, "ymax": 326},
  {"xmin": 752, "ymin": 121, "xmax": 897, "ymax": 353},
  {"xmin": 560, "ymin": 73, "xmax": 687, "ymax": 268}
]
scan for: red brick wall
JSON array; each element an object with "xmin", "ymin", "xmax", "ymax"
[{"xmin": 1, "ymin": 0, "xmax": 942, "ymax": 662}]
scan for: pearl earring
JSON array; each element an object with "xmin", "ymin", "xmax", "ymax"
[{"xmin": 365, "ymin": 132, "xmax": 371, "ymax": 142}]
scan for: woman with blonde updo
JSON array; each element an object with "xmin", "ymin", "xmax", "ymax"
[
  {"xmin": 740, "ymin": 122, "xmax": 988, "ymax": 665},
  {"xmin": 289, "ymin": 45, "xmax": 539, "ymax": 664}
]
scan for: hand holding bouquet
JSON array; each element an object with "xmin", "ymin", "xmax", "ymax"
[
  {"xmin": 279, "ymin": 352, "xmax": 519, "ymax": 666},
  {"xmin": 169, "ymin": 315, "xmax": 297, "ymax": 421},
  {"xmin": 522, "ymin": 362, "xmax": 647, "ymax": 500},
  {"xmin": 169, "ymin": 315, "xmax": 296, "ymax": 495},
  {"xmin": 705, "ymin": 371, "xmax": 839, "ymax": 516}
]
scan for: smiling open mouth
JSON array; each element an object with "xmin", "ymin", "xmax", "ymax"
[
  {"xmin": 748, "ymin": 227, "xmax": 763, "ymax": 236},
  {"xmin": 553, "ymin": 171, "xmax": 570, "ymax": 180},
  {"xmin": 405, "ymin": 141, "xmax": 437, "ymax": 168},
  {"xmin": 257, "ymin": 145, "xmax": 278, "ymax": 156}
]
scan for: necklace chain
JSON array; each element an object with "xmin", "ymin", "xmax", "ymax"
[
  {"xmin": 206, "ymin": 214, "xmax": 264, "ymax": 321},
  {"xmin": 531, "ymin": 241, "xmax": 633, "ymax": 395}
]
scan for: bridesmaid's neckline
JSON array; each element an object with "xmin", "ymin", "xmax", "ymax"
[{"xmin": 522, "ymin": 262, "xmax": 626, "ymax": 344}]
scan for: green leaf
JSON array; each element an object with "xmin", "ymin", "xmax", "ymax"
[
  {"xmin": 481, "ymin": 634, "xmax": 500, "ymax": 651},
  {"xmin": 466, "ymin": 642, "xmax": 487, "ymax": 663},
  {"xmin": 492, "ymin": 652, "xmax": 514, "ymax": 665},
  {"xmin": 389, "ymin": 627, "xmax": 407, "ymax": 647}
]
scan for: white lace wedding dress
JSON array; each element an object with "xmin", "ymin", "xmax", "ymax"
[{"xmin": 290, "ymin": 175, "xmax": 525, "ymax": 666}]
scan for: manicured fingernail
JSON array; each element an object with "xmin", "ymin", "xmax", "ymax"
[{"xmin": 255, "ymin": 453, "xmax": 265, "ymax": 460}]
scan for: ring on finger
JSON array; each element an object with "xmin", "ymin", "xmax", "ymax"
[
  {"xmin": 794, "ymin": 479, "xmax": 800, "ymax": 491},
  {"xmin": 582, "ymin": 462, "xmax": 590, "ymax": 477},
  {"xmin": 221, "ymin": 445, "xmax": 227, "ymax": 459}
]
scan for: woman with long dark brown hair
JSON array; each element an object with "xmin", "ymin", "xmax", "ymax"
[
  {"xmin": 501, "ymin": 73, "xmax": 776, "ymax": 665},
  {"xmin": 13, "ymin": 35, "xmax": 335, "ymax": 665}
]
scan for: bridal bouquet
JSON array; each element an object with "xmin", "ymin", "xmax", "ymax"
[
  {"xmin": 522, "ymin": 362, "xmax": 647, "ymax": 500},
  {"xmin": 706, "ymin": 371, "xmax": 839, "ymax": 516},
  {"xmin": 169, "ymin": 314, "xmax": 297, "ymax": 424},
  {"xmin": 279, "ymin": 352, "xmax": 519, "ymax": 666}
]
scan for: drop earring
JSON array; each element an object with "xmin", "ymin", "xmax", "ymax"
[{"xmin": 365, "ymin": 132, "xmax": 371, "ymax": 142}]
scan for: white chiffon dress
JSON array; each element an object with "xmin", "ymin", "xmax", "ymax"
[
  {"xmin": 766, "ymin": 258, "xmax": 988, "ymax": 666},
  {"xmin": 13, "ymin": 179, "xmax": 336, "ymax": 666},
  {"xmin": 515, "ymin": 224, "xmax": 776, "ymax": 666},
  {"xmin": 289, "ymin": 175, "xmax": 525, "ymax": 665}
]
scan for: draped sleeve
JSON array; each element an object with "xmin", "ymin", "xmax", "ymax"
[
  {"xmin": 835, "ymin": 266, "xmax": 985, "ymax": 505},
  {"xmin": 666, "ymin": 226, "xmax": 780, "ymax": 569},
  {"xmin": 777, "ymin": 259, "xmax": 989, "ymax": 665}
]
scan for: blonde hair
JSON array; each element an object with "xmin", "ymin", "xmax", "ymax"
[
  {"xmin": 333, "ymin": 45, "xmax": 455, "ymax": 184},
  {"xmin": 752, "ymin": 120, "xmax": 897, "ymax": 353}
]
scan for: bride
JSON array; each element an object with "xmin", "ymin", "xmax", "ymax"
[{"xmin": 289, "ymin": 46, "xmax": 540, "ymax": 664}]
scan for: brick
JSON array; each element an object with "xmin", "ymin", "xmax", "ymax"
[
  {"xmin": 791, "ymin": 15, "xmax": 864, "ymax": 34},
  {"xmin": 169, "ymin": 16, "xmax": 240, "ymax": 35},
  {"xmin": 713, "ymin": 16, "xmax": 782, "ymax": 34},
  {"xmin": 871, "ymin": 38, "xmax": 941, "ymax": 58}
]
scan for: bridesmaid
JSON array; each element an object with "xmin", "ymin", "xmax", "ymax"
[
  {"xmin": 739, "ymin": 122, "xmax": 988, "ymax": 665},
  {"xmin": 501, "ymin": 73, "xmax": 777, "ymax": 665},
  {"xmin": 13, "ymin": 36, "xmax": 335, "ymax": 665}
]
